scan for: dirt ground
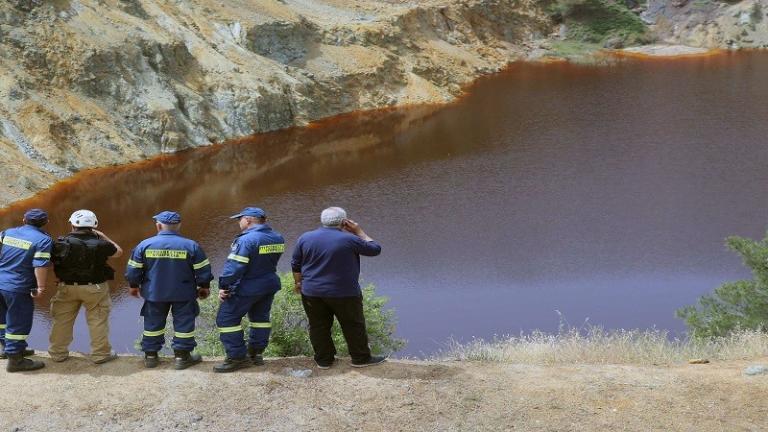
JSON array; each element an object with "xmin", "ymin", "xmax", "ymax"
[{"xmin": 0, "ymin": 354, "xmax": 767, "ymax": 431}]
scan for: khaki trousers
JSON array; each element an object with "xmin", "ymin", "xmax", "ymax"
[{"xmin": 49, "ymin": 282, "xmax": 112, "ymax": 362}]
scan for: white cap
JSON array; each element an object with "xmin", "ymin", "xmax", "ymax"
[
  {"xmin": 69, "ymin": 209, "xmax": 98, "ymax": 228},
  {"xmin": 321, "ymin": 207, "xmax": 347, "ymax": 227}
]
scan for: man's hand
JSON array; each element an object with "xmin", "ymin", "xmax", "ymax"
[
  {"xmin": 293, "ymin": 281, "xmax": 302, "ymax": 294},
  {"xmin": 342, "ymin": 219, "xmax": 374, "ymax": 241},
  {"xmin": 197, "ymin": 287, "xmax": 210, "ymax": 300},
  {"xmin": 31, "ymin": 287, "xmax": 45, "ymax": 298},
  {"xmin": 219, "ymin": 289, "xmax": 230, "ymax": 302},
  {"xmin": 129, "ymin": 287, "xmax": 140, "ymax": 298},
  {"xmin": 92, "ymin": 229, "xmax": 105, "ymax": 238}
]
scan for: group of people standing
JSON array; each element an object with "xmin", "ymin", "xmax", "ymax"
[{"xmin": 0, "ymin": 206, "xmax": 385, "ymax": 373}]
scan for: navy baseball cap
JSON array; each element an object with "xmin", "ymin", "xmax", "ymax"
[
  {"xmin": 153, "ymin": 211, "xmax": 182, "ymax": 224},
  {"xmin": 23, "ymin": 208, "xmax": 48, "ymax": 224},
  {"xmin": 230, "ymin": 207, "xmax": 266, "ymax": 219}
]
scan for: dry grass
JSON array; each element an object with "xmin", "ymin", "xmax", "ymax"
[{"xmin": 438, "ymin": 328, "xmax": 768, "ymax": 365}]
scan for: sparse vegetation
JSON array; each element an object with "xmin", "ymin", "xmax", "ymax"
[{"xmin": 439, "ymin": 327, "xmax": 768, "ymax": 365}]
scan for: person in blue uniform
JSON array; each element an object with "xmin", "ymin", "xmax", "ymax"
[
  {"xmin": 213, "ymin": 207, "xmax": 285, "ymax": 373},
  {"xmin": 125, "ymin": 211, "xmax": 213, "ymax": 369},
  {"xmin": 0, "ymin": 208, "xmax": 52, "ymax": 372}
]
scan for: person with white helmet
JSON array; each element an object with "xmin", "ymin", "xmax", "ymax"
[{"xmin": 49, "ymin": 209, "xmax": 122, "ymax": 364}]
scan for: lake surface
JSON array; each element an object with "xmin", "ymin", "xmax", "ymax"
[{"xmin": 3, "ymin": 52, "xmax": 768, "ymax": 357}]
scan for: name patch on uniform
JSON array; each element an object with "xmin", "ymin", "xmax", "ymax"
[
  {"xmin": 2, "ymin": 237, "xmax": 32, "ymax": 250},
  {"xmin": 145, "ymin": 249, "xmax": 188, "ymax": 259},
  {"xmin": 259, "ymin": 244, "xmax": 285, "ymax": 254}
]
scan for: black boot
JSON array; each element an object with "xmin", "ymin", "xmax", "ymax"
[
  {"xmin": 247, "ymin": 346, "xmax": 265, "ymax": 366},
  {"xmin": 144, "ymin": 352, "xmax": 159, "ymax": 368},
  {"xmin": 0, "ymin": 345, "xmax": 34, "ymax": 360},
  {"xmin": 213, "ymin": 356, "xmax": 251, "ymax": 373},
  {"xmin": 6, "ymin": 353, "xmax": 44, "ymax": 372},
  {"xmin": 174, "ymin": 350, "xmax": 202, "ymax": 370}
]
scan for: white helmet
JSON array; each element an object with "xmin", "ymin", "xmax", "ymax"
[{"xmin": 69, "ymin": 209, "xmax": 98, "ymax": 228}]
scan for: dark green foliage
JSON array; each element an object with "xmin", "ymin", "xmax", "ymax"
[
  {"xmin": 677, "ymin": 234, "xmax": 768, "ymax": 338},
  {"xmin": 550, "ymin": 0, "xmax": 648, "ymax": 45},
  {"xmin": 194, "ymin": 275, "xmax": 406, "ymax": 357}
]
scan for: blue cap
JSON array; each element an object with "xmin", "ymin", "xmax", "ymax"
[
  {"xmin": 153, "ymin": 211, "xmax": 182, "ymax": 224},
  {"xmin": 23, "ymin": 208, "xmax": 48, "ymax": 224},
  {"xmin": 230, "ymin": 207, "xmax": 266, "ymax": 219}
]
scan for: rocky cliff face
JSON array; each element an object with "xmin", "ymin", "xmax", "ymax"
[
  {"xmin": 0, "ymin": 0, "xmax": 552, "ymax": 205},
  {"xmin": 643, "ymin": 0, "xmax": 768, "ymax": 48}
]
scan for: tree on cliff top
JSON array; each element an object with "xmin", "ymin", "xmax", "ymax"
[{"xmin": 678, "ymin": 233, "xmax": 768, "ymax": 338}]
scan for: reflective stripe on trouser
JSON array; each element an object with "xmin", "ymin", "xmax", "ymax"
[
  {"xmin": 49, "ymin": 283, "xmax": 112, "ymax": 361},
  {"xmin": 140, "ymin": 300, "xmax": 199, "ymax": 352},
  {"xmin": 216, "ymin": 293, "xmax": 275, "ymax": 358},
  {"xmin": 0, "ymin": 290, "xmax": 34, "ymax": 355}
]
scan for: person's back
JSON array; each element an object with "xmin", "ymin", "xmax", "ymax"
[
  {"xmin": 291, "ymin": 207, "xmax": 385, "ymax": 369},
  {"xmin": 53, "ymin": 230, "xmax": 117, "ymax": 284},
  {"xmin": 49, "ymin": 210, "xmax": 122, "ymax": 364},
  {"xmin": 130, "ymin": 232, "xmax": 206, "ymax": 302},
  {"xmin": 0, "ymin": 224, "xmax": 52, "ymax": 290},
  {"xmin": 295, "ymin": 227, "xmax": 381, "ymax": 297}
]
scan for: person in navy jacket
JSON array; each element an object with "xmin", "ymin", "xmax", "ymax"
[
  {"xmin": 214, "ymin": 207, "xmax": 285, "ymax": 373},
  {"xmin": 291, "ymin": 207, "xmax": 385, "ymax": 369},
  {"xmin": 0, "ymin": 209, "xmax": 51, "ymax": 372},
  {"xmin": 125, "ymin": 211, "xmax": 212, "ymax": 369}
]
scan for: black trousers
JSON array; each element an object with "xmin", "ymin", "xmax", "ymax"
[{"xmin": 301, "ymin": 295, "xmax": 371, "ymax": 363}]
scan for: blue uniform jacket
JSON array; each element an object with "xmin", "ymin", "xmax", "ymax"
[
  {"xmin": 291, "ymin": 227, "xmax": 381, "ymax": 297},
  {"xmin": 0, "ymin": 225, "xmax": 52, "ymax": 293},
  {"xmin": 219, "ymin": 224, "xmax": 284, "ymax": 296},
  {"xmin": 125, "ymin": 231, "xmax": 213, "ymax": 302}
]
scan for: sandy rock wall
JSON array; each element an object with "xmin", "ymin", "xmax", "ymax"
[
  {"xmin": 643, "ymin": 0, "xmax": 768, "ymax": 48},
  {"xmin": 0, "ymin": 0, "xmax": 552, "ymax": 205}
]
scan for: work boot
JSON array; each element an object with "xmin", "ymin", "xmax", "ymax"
[
  {"xmin": 6, "ymin": 353, "xmax": 44, "ymax": 372},
  {"xmin": 0, "ymin": 347, "xmax": 34, "ymax": 360},
  {"xmin": 213, "ymin": 357, "xmax": 251, "ymax": 373},
  {"xmin": 248, "ymin": 346, "xmax": 265, "ymax": 366},
  {"xmin": 174, "ymin": 350, "xmax": 202, "ymax": 370},
  {"xmin": 144, "ymin": 352, "xmax": 159, "ymax": 368}
]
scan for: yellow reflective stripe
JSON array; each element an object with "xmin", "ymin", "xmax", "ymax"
[
  {"xmin": 143, "ymin": 329, "xmax": 165, "ymax": 337},
  {"xmin": 249, "ymin": 322, "xmax": 271, "ymax": 328},
  {"xmin": 3, "ymin": 237, "xmax": 32, "ymax": 250},
  {"xmin": 0, "ymin": 324, "xmax": 6, "ymax": 329},
  {"xmin": 192, "ymin": 259, "xmax": 210, "ymax": 270},
  {"xmin": 227, "ymin": 254, "xmax": 250, "ymax": 264},
  {"xmin": 174, "ymin": 331, "xmax": 195, "ymax": 338},
  {"xmin": 5, "ymin": 333, "xmax": 28, "ymax": 340},
  {"xmin": 145, "ymin": 249, "xmax": 187, "ymax": 259},
  {"xmin": 259, "ymin": 244, "xmax": 285, "ymax": 254},
  {"xmin": 218, "ymin": 325, "xmax": 242, "ymax": 333},
  {"xmin": 127, "ymin": 260, "xmax": 144, "ymax": 268},
  {"xmin": 34, "ymin": 252, "xmax": 51, "ymax": 259}
]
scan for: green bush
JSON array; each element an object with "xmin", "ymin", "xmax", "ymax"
[
  {"xmin": 677, "ymin": 233, "xmax": 768, "ymax": 338},
  {"xmin": 550, "ymin": 0, "xmax": 648, "ymax": 45},
  {"xmin": 192, "ymin": 274, "xmax": 406, "ymax": 357}
]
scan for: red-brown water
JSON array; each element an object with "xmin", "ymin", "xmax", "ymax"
[{"xmin": 3, "ymin": 52, "xmax": 768, "ymax": 357}]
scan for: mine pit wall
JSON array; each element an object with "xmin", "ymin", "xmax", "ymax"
[{"xmin": 0, "ymin": 0, "xmax": 553, "ymax": 206}]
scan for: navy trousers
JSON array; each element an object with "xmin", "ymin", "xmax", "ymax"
[
  {"xmin": 0, "ymin": 290, "xmax": 34, "ymax": 355},
  {"xmin": 216, "ymin": 293, "xmax": 274, "ymax": 359},
  {"xmin": 140, "ymin": 300, "xmax": 199, "ymax": 353}
]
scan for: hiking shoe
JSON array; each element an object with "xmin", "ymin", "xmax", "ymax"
[
  {"xmin": 93, "ymin": 353, "xmax": 118, "ymax": 365},
  {"xmin": 248, "ymin": 346, "xmax": 265, "ymax": 366},
  {"xmin": 351, "ymin": 356, "xmax": 387, "ymax": 368},
  {"xmin": 314, "ymin": 359, "xmax": 335, "ymax": 370},
  {"xmin": 6, "ymin": 353, "xmax": 45, "ymax": 372},
  {"xmin": 174, "ymin": 350, "xmax": 202, "ymax": 370},
  {"xmin": 213, "ymin": 357, "xmax": 252, "ymax": 373},
  {"xmin": 0, "ymin": 348, "xmax": 35, "ymax": 360},
  {"xmin": 144, "ymin": 352, "xmax": 159, "ymax": 368}
]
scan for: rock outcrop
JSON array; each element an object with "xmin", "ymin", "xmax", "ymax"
[{"xmin": 0, "ymin": 0, "xmax": 552, "ymax": 205}]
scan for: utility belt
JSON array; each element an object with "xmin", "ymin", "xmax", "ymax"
[{"xmin": 59, "ymin": 280, "xmax": 106, "ymax": 286}]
